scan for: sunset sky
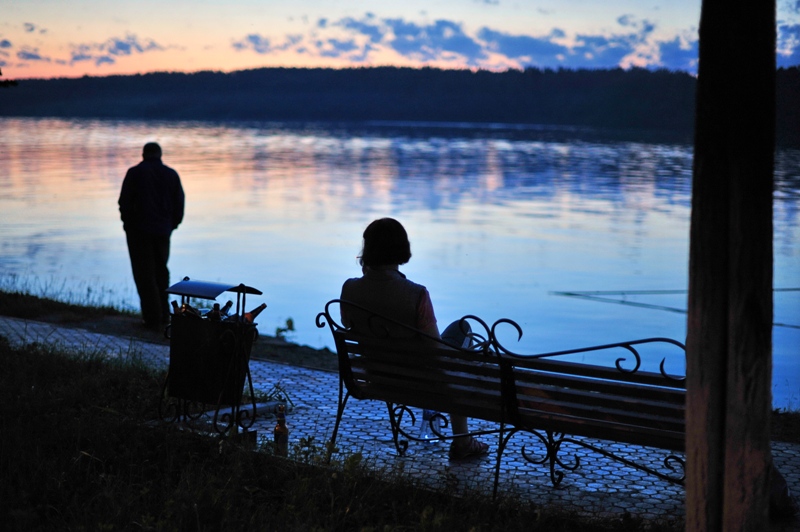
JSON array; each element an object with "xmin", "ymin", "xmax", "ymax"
[{"xmin": 2, "ymin": 0, "xmax": 799, "ymax": 80}]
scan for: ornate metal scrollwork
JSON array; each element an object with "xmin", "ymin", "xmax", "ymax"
[
  {"xmin": 388, "ymin": 403, "xmax": 416, "ymax": 455},
  {"xmin": 489, "ymin": 320, "xmax": 689, "ymax": 381},
  {"xmin": 455, "ymin": 314, "xmax": 494, "ymax": 354},
  {"xmin": 660, "ymin": 353, "xmax": 687, "ymax": 382},
  {"xmin": 428, "ymin": 412, "xmax": 450, "ymax": 438},
  {"xmin": 519, "ymin": 430, "xmax": 581, "ymax": 487},
  {"xmin": 510, "ymin": 428, "xmax": 686, "ymax": 487},
  {"xmin": 489, "ymin": 318, "xmax": 524, "ymax": 356},
  {"xmin": 387, "ymin": 404, "xmax": 452, "ymax": 445},
  {"xmin": 663, "ymin": 454, "xmax": 686, "ymax": 481},
  {"xmin": 613, "ymin": 344, "xmax": 641, "ymax": 373},
  {"xmin": 158, "ymin": 376, "xmax": 209, "ymax": 426}
]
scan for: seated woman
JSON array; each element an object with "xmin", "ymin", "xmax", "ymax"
[{"xmin": 340, "ymin": 217, "xmax": 489, "ymax": 460}]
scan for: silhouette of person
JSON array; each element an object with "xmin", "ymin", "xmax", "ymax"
[
  {"xmin": 119, "ymin": 142, "xmax": 185, "ymax": 330},
  {"xmin": 340, "ymin": 217, "xmax": 489, "ymax": 460}
]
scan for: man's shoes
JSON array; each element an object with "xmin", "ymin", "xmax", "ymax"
[{"xmin": 448, "ymin": 437, "xmax": 489, "ymax": 461}]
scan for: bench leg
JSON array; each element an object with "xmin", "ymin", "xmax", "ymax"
[
  {"xmin": 326, "ymin": 378, "xmax": 351, "ymax": 464},
  {"xmin": 493, "ymin": 423, "xmax": 515, "ymax": 499}
]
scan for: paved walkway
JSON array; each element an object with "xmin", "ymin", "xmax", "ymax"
[{"xmin": 1, "ymin": 315, "xmax": 798, "ymax": 528}]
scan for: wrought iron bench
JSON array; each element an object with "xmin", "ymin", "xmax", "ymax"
[{"xmin": 316, "ymin": 299, "xmax": 687, "ymax": 496}]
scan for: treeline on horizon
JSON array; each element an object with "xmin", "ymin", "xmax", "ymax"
[{"xmin": 1, "ymin": 66, "xmax": 798, "ymax": 145}]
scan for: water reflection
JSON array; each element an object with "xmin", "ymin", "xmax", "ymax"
[{"xmin": 1, "ymin": 117, "xmax": 797, "ymax": 408}]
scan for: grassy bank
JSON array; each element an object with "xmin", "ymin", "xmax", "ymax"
[
  {"xmin": 0, "ymin": 338, "xmax": 683, "ymax": 531},
  {"xmin": 0, "ymin": 286, "xmax": 340, "ymax": 371}
]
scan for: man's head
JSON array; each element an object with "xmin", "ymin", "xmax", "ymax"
[{"xmin": 142, "ymin": 142, "xmax": 162, "ymax": 160}]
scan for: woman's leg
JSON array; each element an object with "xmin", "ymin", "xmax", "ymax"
[
  {"xmin": 441, "ymin": 319, "xmax": 489, "ymax": 457},
  {"xmin": 442, "ymin": 319, "xmax": 472, "ymax": 438}
]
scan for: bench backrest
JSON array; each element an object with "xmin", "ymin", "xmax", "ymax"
[
  {"xmin": 332, "ymin": 328, "xmax": 505, "ymax": 423},
  {"xmin": 500, "ymin": 346, "xmax": 686, "ymax": 451}
]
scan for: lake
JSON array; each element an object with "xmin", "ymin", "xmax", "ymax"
[{"xmin": 1, "ymin": 117, "xmax": 798, "ymax": 408}]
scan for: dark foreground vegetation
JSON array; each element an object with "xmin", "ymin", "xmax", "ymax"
[
  {"xmin": 0, "ymin": 338, "xmax": 685, "ymax": 531},
  {"xmin": 2, "ymin": 66, "xmax": 799, "ymax": 145},
  {"xmin": 0, "ymin": 290, "xmax": 797, "ymax": 530}
]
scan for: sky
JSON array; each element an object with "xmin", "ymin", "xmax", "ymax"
[{"xmin": 2, "ymin": 0, "xmax": 799, "ymax": 80}]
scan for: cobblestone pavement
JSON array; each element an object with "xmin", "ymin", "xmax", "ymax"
[{"xmin": 2, "ymin": 315, "xmax": 798, "ymax": 528}]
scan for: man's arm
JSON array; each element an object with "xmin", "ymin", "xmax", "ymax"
[
  {"xmin": 171, "ymin": 172, "xmax": 185, "ymax": 230},
  {"xmin": 118, "ymin": 169, "xmax": 136, "ymax": 226}
]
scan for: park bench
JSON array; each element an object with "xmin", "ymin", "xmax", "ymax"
[{"xmin": 316, "ymin": 299, "xmax": 687, "ymax": 496}]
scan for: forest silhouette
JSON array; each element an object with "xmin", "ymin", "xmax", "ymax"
[{"xmin": 2, "ymin": 66, "xmax": 798, "ymax": 145}]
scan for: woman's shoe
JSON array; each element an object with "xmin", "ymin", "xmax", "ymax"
[{"xmin": 448, "ymin": 437, "xmax": 489, "ymax": 460}]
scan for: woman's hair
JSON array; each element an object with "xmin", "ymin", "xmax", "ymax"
[{"xmin": 359, "ymin": 218, "xmax": 412, "ymax": 267}]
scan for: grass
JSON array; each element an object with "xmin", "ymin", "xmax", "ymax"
[
  {"xmin": 0, "ymin": 278, "xmax": 135, "ymax": 323},
  {"xmin": 0, "ymin": 338, "xmax": 684, "ymax": 531},
  {"xmin": 0, "ymin": 274, "xmax": 137, "ymax": 316}
]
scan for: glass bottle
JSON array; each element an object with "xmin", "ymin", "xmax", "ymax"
[
  {"xmin": 273, "ymin": 404, "xmax": 289, "ymax": 456},
  {"xmin": 243, "ymin": 303, "xmax": 267, "ymax": 323},
  {"xmin": 207, "ymin": 303, "xmax": 222, "ymax": 321},
  {"xmin": 219, "ymin": 300, "xmax": 233, "ymax": 316}
]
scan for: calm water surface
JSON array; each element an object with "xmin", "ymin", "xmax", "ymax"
[{"xmin": 1, "ymin": 118, "xmax": 798, "ymax": 408}]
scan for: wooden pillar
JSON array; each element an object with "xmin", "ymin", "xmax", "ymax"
[{"xmin": 686, "ymin": 0, "xmax": 775, "ymax": 530}]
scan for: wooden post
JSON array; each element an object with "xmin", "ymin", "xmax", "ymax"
[{"xmin": 686, "ymin": 0, "xmax": 775, "ymax": 530}]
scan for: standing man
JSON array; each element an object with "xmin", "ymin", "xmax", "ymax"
[{"xmin": 119, "ymin": 142, "xmax": 185, "ymax": 331}]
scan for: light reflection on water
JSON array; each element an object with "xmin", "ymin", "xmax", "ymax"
[{"xmin": 1, "ymin": 117, "xmax": 798, "ymax": 408}]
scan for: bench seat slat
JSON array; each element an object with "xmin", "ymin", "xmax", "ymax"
[
  {"xmin": 354, "ymin": 383, "xmax": 504, "ymax": 423},
  {"xmin": 513, "ymin": 381, "xmax": 684, "ymax": 418},
  {"xmin": 511, "ymin": 369, "xmax": 684, "ymax": 403},
  {"xmin": 516, "ymin": 395, "xmax": 684, "ymax": 433},
  {"xmin": 510, "ymin": 356, "xmax": 685, "ymax": 389}
]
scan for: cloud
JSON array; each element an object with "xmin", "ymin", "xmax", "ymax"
[
  {"xmin": 318, "ymin": 38, "xmax": 359, "ymax": 58},
  {"xmin": 657, "ymin": 36, "xmax": 699, "ymax": 71},
  {"xmin": 232, "ymin": 34, "xmax": 272, "ymax": 54},
  {"xmin": 1, "ymin": 39, "xmax": 12, "ymax": 49},
  {"xmin": 777, "ymin": 23, "xmax": 800, "ymax": 67},
  {"xmin": 105, "ymin": 35, "xmax": 162, "ymax": 56},
  {"xmin": 478, "ymin": 28, "xmax": 568, "ymax": 64},
  {"xmin": 68, "ymin": 34, "xmax": 166, "ymax": 67},
  {"xmin": 227, "ymin": 11, "xmax": 800, "ymax": 73},
  {"xmin": 233, "ymin": 15, "xmax": 487, "ymax": 65},
  {"xmin": 567, "ymin": 33, "xmax": 640, "ymax": 68},
  {"xmin": 23, "ymin": 23, "xmax": 47, "ymax": 35},
  {"xmin": 385, "ymin": 19, "xmax": 486, "ymax": 63},
  {"xmin": 18, "ymin": 47, "xmax": 50, "ymax": 62},
  {"xmin": 479, "ymin": 22, "xmax": 658, "ymax": 70},
  {"xmin": 232, "ymin": 33, "xmax": 303, "ymax": 54},
  {"xmin": 338, "ymin": 14, "xmax": 384, "ymax": 43}
]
